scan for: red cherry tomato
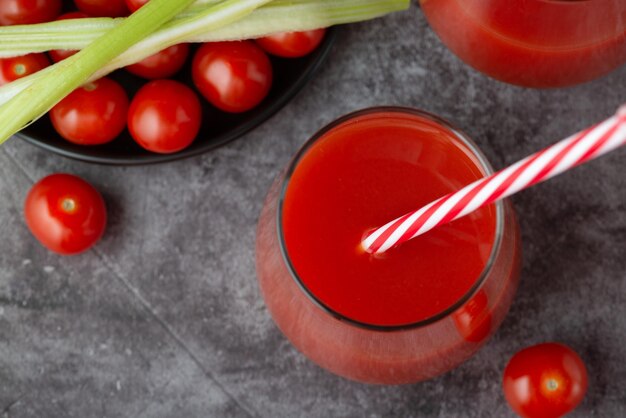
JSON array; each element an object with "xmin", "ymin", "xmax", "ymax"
[
  {"xmin": 49, "ymin": 12, "xmax": 90, "ymax": 63},
  {"xmin": 256, "ymin": 29, "xmax": 326, "ymax": 58},
  {"xmin": 503, "ymin": 343, "xmax": 588, "ymax": 418},
  {"xmin": 452, "ymin": 289, "xmax": 492, "ymax": 343},
  {"xmin": 50, "ymin": 77, "xmax": 129, "ymax": 145},
  {"xmin": 124, "ymin": 0, "xmax": 148, "ymax": 12},
  {"xmin": 125, "ymin": 44, "xmax": 190, "ymax": 79},
  {"xmin": 192, "ymin": 41, "xmax": 273, "ymax": 113},
  {"xmin": 73, "ymin": 0, "xmax": 128, "ymax": 17},
  {"xmin": 0, "ymin": 53, "xmax": 49, "ymax": 86},
  {"xmin": 0, "ymin": 0, "xmax": 61, "ymax": 25},
  {"xmin": 128, "ymin": 79, "xmax": 202, "ymax": 154},
  {"xmin": 24, "ymin": 173, "xmax": 107, "ymax": 255}
]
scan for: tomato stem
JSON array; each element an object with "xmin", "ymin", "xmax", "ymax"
[
  {"xmin": 546, "ymin": 378, "xmax": 559, "ymax": 391},
  {"xmin": 61, "ymin": 198, "xmax": 77, "ymax": 213},
  {"xmin": 13, "ymin": 64, "xmax": 26, "ymax": 76}
]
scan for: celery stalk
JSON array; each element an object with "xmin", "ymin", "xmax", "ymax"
[
  {"xmin": 0, "ymin": 0, "xmax": 272, "ymax": 145},
  {"xmin": 93, "ymin": 0, "xmax": 275, "ymax": 79},
  {"xmin": 100, "ymin": 0, "xmax": 409, "ymax": 79},
  {"xmin": 189, "ymin": 0, "xmax": 411, "ymax": 41},
  {"xmin": 0, "ymin": 0, "xmax": 408, "ymax": 107},
  {"xmin": 0, "ymin": 0, "xmax": 410, "ymax": 57},
  {"xmin": 0, "ymin": 0, "xmax": 409, "ymax": 144}
]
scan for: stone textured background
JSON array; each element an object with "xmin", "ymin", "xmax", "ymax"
[{"xmin": 1, "ymin": 4, "xmax": 625, "ymax": 417}]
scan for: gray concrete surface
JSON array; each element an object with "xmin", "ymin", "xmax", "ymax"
[{"xmin": 1, "ymin": 4, "xmax": 625, "ymax": 417}]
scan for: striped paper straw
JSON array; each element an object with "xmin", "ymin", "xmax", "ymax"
[{"xmin": 362, "ymin": 105, "xmax": 626, "ymax": 254}]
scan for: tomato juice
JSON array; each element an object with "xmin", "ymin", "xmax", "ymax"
[
  {"xmin": 282, "ymin": 110, "xmax": 497, "ymax": 326},
  {"xmin": 420, "ymin": 0, "xmax": 626, "ymax": 87},
  {"xmin": 256, "ymin": 108, "xmax": 522, "ymax": 383}
]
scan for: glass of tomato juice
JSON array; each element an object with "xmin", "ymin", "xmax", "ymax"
[
  {"xmin": 255, "ymin": 108, "xmax": 522, "ymax": 384},
  {"xmin": 420, "ymin": 0, "xmax": 626, "ymax": 88}
]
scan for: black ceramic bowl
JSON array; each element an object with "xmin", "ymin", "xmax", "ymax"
[{"xmin": 16, "ymin": 25, "xmax": 336, "ymax": 165}]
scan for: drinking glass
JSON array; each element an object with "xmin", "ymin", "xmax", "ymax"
[
  {"xmin": 420, "ymin": 0, "xmax": 626, "ymax": 87},
  {"xmin": 256, "ymin": 108, "xmax": 522, "ymax": 384}
]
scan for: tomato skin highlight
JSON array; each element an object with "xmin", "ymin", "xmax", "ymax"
[
  {"xmin": 0, "ymin": 0, "xmax": 62, "ymax": 25},
  {"xmin": 49, "ymin": 12, "xmax": 90, "ymax": 63},
  {"xmin": 192, "ymin": 41, "xmax": 273, "ymax": 113},
  {"xmin": 503, "ymin": 343, "xmax": 588, "ymax": 418},
  {"xmin": 256, "ymin": 29, "xmax": 326, "ymax": 58},
  {"xmin": 128, "ymin": 79, "xmax": 202, "ymax": 154},
  {"xmin": 0, "ymin": 53, "xmax": 49, "ymax": 85},
  {"xmin": 24, "ymin": 173, "xmax": 107, "ymax": 255},
  {"xmin": 125, "ymin": 44, "xmax": 190, "ymax": 79},
  {"xmin": 73, "ymin": 0, "xmax": 128, "ymax": 17},
  {"xmin": 50, "ymin": 77, "xmax": 129, "ymax": 145},
  {"xmin": 124, "ymin": 0, "xmax": 147, "ymax": 12}
]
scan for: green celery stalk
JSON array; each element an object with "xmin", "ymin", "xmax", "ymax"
[
  {"xmin": 0, "ymin": 0, "xmax": 410, "ymax": 57},
  {"xmin": 188, "ymin": 0, "xmax": 411, "ymax": 41},
  {"xmin": 93, "ymin": 0, "xmax": 275, "ymax": 80},
  {"xmin": 0, "ymin": 0, "xmax": 409, "ymax": 107},
  {"xmin": 0, "ymin": 0, "xmax": 272, "ymax": 145}
]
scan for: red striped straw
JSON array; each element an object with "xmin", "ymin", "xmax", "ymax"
[{"xmin": 362, "ymin": 105, "xmax": 626, "ymax": 254}]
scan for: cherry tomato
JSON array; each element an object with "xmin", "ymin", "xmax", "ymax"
[
  {"xmin": 128, "ymin": 79, "xmax": 201, "ymax": 154},
  {"xmin": 503, "ymin": 343, "xmax": 588, "ymax": 418},
  {"xmin": 124, "ymin": 0, "xmax": 147, "ymax": 12},
  {"xmin": 192, "ymin": 41, "xmax": 273, "ymax": 113},
  {"xmin": 452, "ymin": 289, "xmax": 492, "ymax": 343},
  {"xmin": 49, "ymin": 12, "xmax": 90, "ymax": 63},
  {"xmin": 0, "ymin": 0, "xmax": 61, "ymax": 25},
  {"xmin": 24, "ymin": 173, "xmax": 107, "ymax": 255},
  {"xmin": 256, "ymin": 29, "xmax": 326, "ymax": 58},
  {"xmin": 73, "ymin": 0, "xmax": 128, "ymax": 17},
  {"xmin": 50, "ymin": 77, "xmax": 129, "ymax": 145},
  {"xmin": 0, "ymin": 53, "xmax": 50, "ymax": 86},
  {"xmin": 125, "ymin": 44, "xmax": 190, "ymax": 79}
]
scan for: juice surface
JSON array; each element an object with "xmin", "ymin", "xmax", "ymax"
[{"xmin": 282, "ymin": 111, "xmax": 497, "ymax": 327}]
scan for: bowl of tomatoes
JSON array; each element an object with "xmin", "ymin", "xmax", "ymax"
[{"xmin": 7, "ymin": 0, "xmax": 336, "ymax": 165}]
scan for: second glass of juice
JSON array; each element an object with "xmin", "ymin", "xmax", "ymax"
[
  {"xmin": 256, "ymin": 108, "xmax": 522, "ymax": 384},
  {"xmin": 420, "ymin": 0, "xmax": 626, "ymax": 88}
]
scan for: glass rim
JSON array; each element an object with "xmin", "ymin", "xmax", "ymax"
[{"xmin": 276, "ymin": 106, "xmax": 506, "ymax": 332}]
